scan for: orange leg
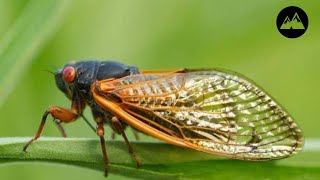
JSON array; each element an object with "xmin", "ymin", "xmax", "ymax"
[
  {"xmin": 111, "ymin": 116, "xmax": 140, "ymax": 168},
  {"xmin": 23, "ymin": 106, "xmax": 78, "ymax": 152},
  {"xmin": 96, "ymin": 121, "xmax": 109, "ymax": 176}
]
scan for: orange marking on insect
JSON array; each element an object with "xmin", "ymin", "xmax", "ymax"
[
  {"xmin": 96, "ymin": 78, "xmax": 117, "ymax": 92},
  {"xmin": 93, "ymin": 89, "xmax": 190, "ymax": 148}
]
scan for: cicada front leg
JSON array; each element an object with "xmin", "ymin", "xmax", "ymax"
[
  {"xmin": 23, "ymin": 97, "xmax": 85, "ymax": 152},
  {"xmin": 23, "ymin": 106, "xmax": 79, "ymax": 151}
]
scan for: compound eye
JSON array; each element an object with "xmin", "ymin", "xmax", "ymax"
[{"xmin": 63, "ymin": 66, "xmax": 76, "ymax": 83}]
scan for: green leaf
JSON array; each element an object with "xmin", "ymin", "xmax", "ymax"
[
  {"xmin": 0, "ymin": 0, "xmax": 71, "ymax": 107},
  {"xmin": 0, "ymin": 137, "xmax": 319, "ymax": 179}
]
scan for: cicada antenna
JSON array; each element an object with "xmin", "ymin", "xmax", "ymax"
[
  {"xmin": 43, "ymin": 69, "xmax": 55, "ymax": 75},
  {"xmin": 42, "ymin": 63, "xmax": 59, "ymax": 75}
]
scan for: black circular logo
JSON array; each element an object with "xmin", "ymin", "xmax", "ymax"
[{"xmin": 276, "ymin": 6, "xmax": 308, "ymax": 38}]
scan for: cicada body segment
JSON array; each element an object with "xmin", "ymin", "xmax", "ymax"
[{"xmin": 94, "ymin": 69, "xmax": 303, "ymax": 160}]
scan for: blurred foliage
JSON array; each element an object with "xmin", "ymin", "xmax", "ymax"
[
  {"xmin": 0, "ymin": 0, "xmax": 70, "ymax": 107},
  {"xmin": 0, "ymin": 0, "xmax": 319, "ymax": 179}
]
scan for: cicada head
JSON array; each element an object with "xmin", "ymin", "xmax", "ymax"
[
  {"xmin": 54, "ymin": 60, "xmax": 139, "ymax": 100},
  {"xmin": 54, "ymin": 61, "xmax": 100, "ymax": 100}
]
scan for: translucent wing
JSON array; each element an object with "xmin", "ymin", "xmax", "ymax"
[{"xmin": 96, "ymin": 69, "xmax": 304, "ymax": 160}]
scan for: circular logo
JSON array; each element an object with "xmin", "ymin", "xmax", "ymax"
[{"xmin": 276, "ymin": 6, "xmax": 308, "ymax": 38}]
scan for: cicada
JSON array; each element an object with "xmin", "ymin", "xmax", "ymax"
[{"xmin": 23, "ymin": 60, "xmax": 304, "ymax": 176}]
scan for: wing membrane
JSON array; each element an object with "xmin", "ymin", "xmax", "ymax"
[{"xmin": 97, "ymin": 69, "xmax": 303, "ymax": 160}]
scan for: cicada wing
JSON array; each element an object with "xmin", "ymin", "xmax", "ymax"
[{"xmin": 97, "ymin": 69, "xmax": 304, "ymax": 160}]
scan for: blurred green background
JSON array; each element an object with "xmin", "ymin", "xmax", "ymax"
[{"xmin": 0, "ymin": 0, "xmax": 319, "ymax": 179}]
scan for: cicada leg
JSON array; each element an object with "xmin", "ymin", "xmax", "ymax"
[
  {"xmin": 54, "ymin": 119, "xmax": 67, "ymax": 137},
  {"xmin": 111, "ymin": 116, "xmax": 140, "ymax": 168},
  {"xmin": 111, "ymin": 128, "xmax": 140, "ymax": 141},
  {"xmin": 23, "ymin": 106, "xmax": 79, "ymax": 152},
  {"xmin": 24, "ymin": 96, "xmax": 85, "ymax": 152},
  {"xmin": 96, "ymin": 121, "xmax": 109, "ymax": 176},
  {"xmin": 131, "ymin": 128, "xmax": 140, "ymax": 141},
  {"xmin": 109, "ymin": 123, "xmax": 140, "ymax": 141},
  {"xmin": 111, "ymin": 132, "xmax": 116, "ymax": 140},
  {"xmin": 108, "ymin": 120, "xmax": 140, "ymax": 141}
]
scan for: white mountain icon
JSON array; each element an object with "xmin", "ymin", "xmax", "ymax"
[{"xmin": 280, "ymin": 12, "xmax": 305, "ymax": 29}]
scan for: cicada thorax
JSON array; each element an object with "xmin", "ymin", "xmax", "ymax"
[{"xmin": 88, "ymin": 61, "xmax": 141, "ymax": 137}]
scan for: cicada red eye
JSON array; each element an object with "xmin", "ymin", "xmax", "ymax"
[{"xmin": 63, "ymin": 66, "xmax": 76, "ymax": 83}]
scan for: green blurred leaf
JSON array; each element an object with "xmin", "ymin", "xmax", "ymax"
[
  {"xmin": 0, "ymin": 137, "xmax": 319, "ymax": 179},
  {"xmin": 0, "ymin": 0, "xmax": 70, "ymax": 107}
]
